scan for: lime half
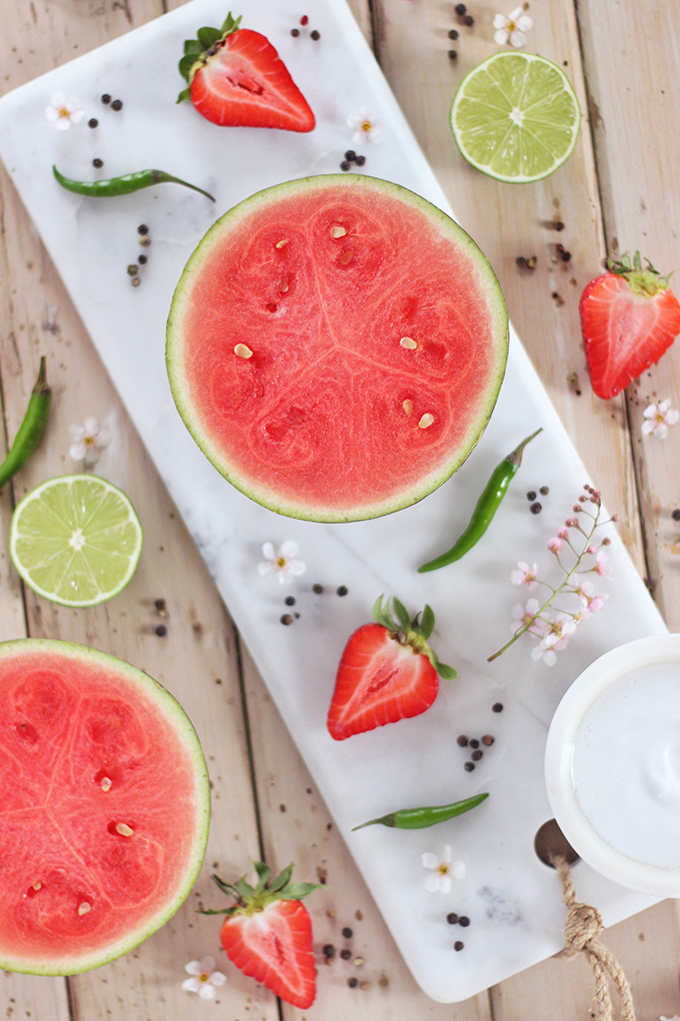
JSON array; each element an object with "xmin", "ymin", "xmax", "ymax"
[
  {"xmin": 450, "ymin": 52, "xmax": 581, "ymax": 183},
  {"xmin": 10, "ymin": 475, "xmax": 143, "ymax": 607}
]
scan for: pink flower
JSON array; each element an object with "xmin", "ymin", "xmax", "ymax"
[
  {"xmin": 593, "ymin": 550, "xmax": 611, "ymax": 577},
  {"xmin": 511, "ymin": 598, "xmax": 540, "ymax": 631},
  {"xmin": 511, "ymin": 562, "xmax": 538, "ymax": 588},
  {"xmin": 558, "ymin": 527, "xmax": 569, "ymax": 540},
  {"xmin": 493, "ymin": 6, "xmax": 533, "ymax": 47},
  {"xmin": 182, "ymin": 956, "xmax": 227, "ymax": 999},
  {"xmin": 422, "ymin": 845, "xmax": 466, "ymax": 892},
  {"xmin": 547, "ymin": 537, "xmax": 563, "ymax": 554}
]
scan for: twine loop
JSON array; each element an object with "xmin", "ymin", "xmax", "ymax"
[{"xmin": 552, "ymin": 854, "xmax": 637, "ymax": 1021}]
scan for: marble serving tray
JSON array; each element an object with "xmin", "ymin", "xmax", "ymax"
[{"xmin": 0, "ymin": 0, "xmax": 667, "ymax": 1002}]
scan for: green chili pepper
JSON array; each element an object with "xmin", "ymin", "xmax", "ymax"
[
  {"xmin": 0, "ymin": 356, "xmax": 51, "ymax": 488},
  {"xmin": 418, "ymin": 427, "xmax": 542, "ymax": 573},
  {"xmin": 52, "ymin": 165, "xmax": 215, "ymax": 202},
  {"xmin": 352, "ymin": 792, "xmax": 488, "ymax": 831}
]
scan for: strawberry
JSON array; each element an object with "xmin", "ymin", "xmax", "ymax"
[
  {"xmin": 205, "ymin": 862, "xmax": 320, "ymax": 1008},
  {"xmin": 177, "ymin": 13, "xmax": 315, "ymax": 132},
  {"xmin": 327, "ymin": 596, "xmax": 456, "ymax": 741},
  {"xmin": 580, "ymin": 251, "xmax": 680, "ymax": 399}
]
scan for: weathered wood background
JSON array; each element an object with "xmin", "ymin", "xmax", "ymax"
[{"xmin": 1, "ymin": 0, "xmax": 680, "ymax": 1017}]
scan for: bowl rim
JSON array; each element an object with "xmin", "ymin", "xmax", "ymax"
[{"xmin": 544, "ymin": 633, "xmax": 680, "ymax": 896}]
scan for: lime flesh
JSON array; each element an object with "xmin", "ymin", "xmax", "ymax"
[
  {"xmin": 10, "ymin": 475, "xmax": 143, "ymax": 607},
  {"xmin": 450, "ymin": 52, "xmax": 581, "ymax": 183}
]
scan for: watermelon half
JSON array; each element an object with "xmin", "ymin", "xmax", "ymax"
[
  {"xmin": 167, "ymin": 174, "xmax": 508, "ymax": 522},
  {"xmin": 0, "ymin": 639, "xmax": 210, "ymax": 975}
]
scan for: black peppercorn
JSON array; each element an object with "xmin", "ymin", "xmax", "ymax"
[
  {"xmin": 345, "ymin": 150, "xmax": 357, "ymax": 162},
  {"xmin": 310, "ymin": 29, "xmax": 320, "ymax": 40},
  {"xmin": 313, "ymin": 583, "xmax": 324, "ymax": 593},
  {"xmin": 337, "ymin": 585, "xmax": 348, "ymax": 596},
  {"xmin": 285, "ymin": 595, "xmax": 296, "ymax": 606},
  {"xmin": 348, "ymin": 977, "xmax": 358, "ymax": 988},
  {"xmin": 492, "ymin": 702, "xmax": 503, "ymax": 712},
  {"xmin": 155, "ymin": 624, "xmax": 167, "ymax": 637},
  {"xmin": 138, "ymin": 224, "xmax": 149, "ymax": 235},
  {"xmin": 448, "ymin": 28, "xmax": 459, "ymax": 39},
  {"xmin": 457, "ymin": 735, "xmax": 468, "ymax": 747},
  {"xmin": 448, "ymin": 49, "xmax": 457, "ymax": 59},
  {"xmin": 459, "ymin": 915, "xmax": 470, "ymax": 927},
  {"xmin": 469, "ymin": 738, "xmax": 479, "ymax": 749},
  {"xmin": 454, "ymin": 3, "xmax": 466, "ymax": 13},
  {"xmin": 88, "ymin": 118, "xmax": 98, "ymax": 128},
  {"xmin": 291, "ymin": 27, "xmax": 300, "ymax": 36},
  {"xmin": 471, "ymin": 749, "xmax": 483, "ymax": 761},
  {"xmin": 527, "ymin": 490, "xmax": 536, "ymax": 501},
  {"xmin": 354, "ymin": 154, "xmax": 366, "ymax": 167},
  {"xmin": 463, "ymin": 14, "xmax": 474, "ymax": 25},
  {"xmin": 482, "ymin": 734, "xmax": 495, "ymax": 746},
  {"xmin": 540, "ymin": 485, "xmax": 550, "ymax": 495},
  {"xmin": 340, "ymin": 948, "xmax": 351, "ymax": 960},
  {"xmin": 138, "ymin": 254, "xmax": 147, "ymax": 265},
  {"xmin": 454, "ymin": 940, "xmax": 464, "ymax": 951},
  {"xmin": 101, "ymin": 93, "xmax": 111, "ymax": 104},
  {"xmin": 530, "ymin": 502, "xmax": 542, "ymax": 514},
  {"xmin": 93, "ymin": 158, "xmax": 104, "ymax": 168},
  {"xmin": 280, "ymin": 614, "xmax": 294, "ymax": 625},
  {"xmin": 111, "ymin": 99, "xmax": 123, "ymax": 111},
  {"xmin": 323, "ymin": 943, "xmax": 335, "ymax": 958},
  {"xmin": 464, "ymin": 761, "xmax": 475, "ymax": 772},
  {"xmin": 340, "ymin": 160, "xmax": 351, "ymax": 172},
  {"xmin": 342, "ymin": 926, "xmax": 353, "ymax": 938},
  {"xmin": 446, "ymin": 912, "xmax": 459, "ymax": 924}
]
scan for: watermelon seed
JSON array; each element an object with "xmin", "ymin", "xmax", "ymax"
[
  {"xmin": 402, "ymin": 399, "xmax": 414, "ymax": 416},
  {"xmin": 339, "ymin": 250, "xmax": 354, "ymax": 265},
  {"xmin": 330, "ymin": 225, "xmax": 347, "ymax": 238},
  {"xmin": 100, "ymin": 776, "xmax": 112, "ymax": 792},
  {"xmin": 279, "ymin": 280, "xmax": 289, "ymax": 292},
  {"xmin": 234, "ymin": 344, "xmax": 253, "ymax": 359},
  {"xmin": 275, "ymin": 239, "xmax": 288, "ymax": 249},
  {"xmin": 418, "ymin": 413, "xmax": 435, "ymax": 429},
  {"xmin": 78, "ymin": 902, "xmax": 91, "ymax": 915},
  {"xmin": 400, "ymin": 337, "xmax": 417, "ymax": 350},
  {"xmin": 109, "ymin": 821, "xmax": 134, "ymax": 837}
]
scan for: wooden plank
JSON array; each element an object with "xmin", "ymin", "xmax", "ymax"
[{"xmin": 0, "ymin": 1, "xmax": 271, "ymax": 1018}]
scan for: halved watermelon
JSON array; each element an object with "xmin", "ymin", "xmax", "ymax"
[
  {"xmin": 0, "ymin": 639, "xmax": 210, "ymax": 975},
  {"xmin": 167, "ymin": 174, "xmax": 508, "ymax": 522}
]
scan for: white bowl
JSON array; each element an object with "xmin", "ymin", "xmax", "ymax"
[{"xmin": 545, "ymin": 634, "xmax": 680, "ymax": 896}]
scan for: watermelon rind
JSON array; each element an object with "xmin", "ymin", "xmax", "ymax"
[
  {"xmin": 0, "ymin": 638, "xmax": 211, "ymax": 975},
  {"xmin": 166, "ymin": 174, "xmax": 509, "ymax": 522}
]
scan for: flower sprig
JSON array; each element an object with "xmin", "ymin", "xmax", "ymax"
[{"xmin": 488, "ymin": 484, "xmax": 615, "ymax": 665}]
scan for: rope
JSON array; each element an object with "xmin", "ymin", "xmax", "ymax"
[{"xmin": 552, "ymin": 855, "xmax": 637, "ymax": 1021}]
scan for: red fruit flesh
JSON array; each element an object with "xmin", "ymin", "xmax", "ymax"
[
  {"xmin": 190, "ymin": 29, "xmax": 315, "ymax": 131},
  {"xmin": 327, "ymin": 624, "xmax": 439, "ymax": 740},
  {"xmin": 581, "ymin": 273, "xmax": 680, "ymax": 399},
  {"xmin": 220, "ymin": 899, "xmax": 316, "ymax": 1008}
]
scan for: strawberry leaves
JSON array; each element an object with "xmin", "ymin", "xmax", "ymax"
[
  {"xmin": 371, "ymin": 595, "xmax": 457, "ymax": 680},
  {"xmin": 203, "ymin": 861, "xmax": 320, "ymax": 918},
  {"xmin": 177, "ymin": 13, "xmax": 242, "ymax": 102}
]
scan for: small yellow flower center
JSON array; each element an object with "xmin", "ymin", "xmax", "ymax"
[
  {"xmin": 508, "ymin": 19, "xmax": 517, "ymax": 30},
  {"xmin": 438, "ymin": 863, "xmax": 451, "ymax": 876},
  {"xmin": 276, "ymin": 557, "xmax": 287, "ymax": 569},
  {"xmin": 199, "ymin": 971, "xmax": 210, "ymax": 983},
  {"xmin": 58, "ymin": 107, "xmax": 70, "ymax": 119},
  {"xmin": 84, "ymin": 435, "xmax": 96, "ymax": 446},
  {"xmin": 361, "ymin": 120, "xmax": 372, "ymax": 133}
]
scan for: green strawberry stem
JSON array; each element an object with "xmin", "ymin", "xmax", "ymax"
[
  {"xmin": 608, "ymin": 250, "xmax": 673, "ymax": 297},
  {"xmin": 372, "ymin": 595, "xmax": 457, "ymax": 680},
  {"xmin": 177, "ymin": 12, "xmax": 242, "ymax": 103},
  {"xmin": 199, "ymin": 862, "xmax": 321, "ymax": 918}
]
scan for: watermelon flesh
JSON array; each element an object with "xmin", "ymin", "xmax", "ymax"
[
  {"xmin": 167, "ymin": 175, "xmax": 508, "ymax": 522},
  {"xmin": 0, "ymin": 640, "xmax": 210, "ymax": 974}
]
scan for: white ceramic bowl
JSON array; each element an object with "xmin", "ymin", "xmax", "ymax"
[{"xmin": 545, "ymin": 634, "xmax": 680, "ymax": 896}]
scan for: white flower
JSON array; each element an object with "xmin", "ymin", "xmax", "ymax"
[
  {"xmin": 182, "ymin": 956, "xmax": 227, "ymax": 999},
  {"xmin": 421, "ymin": 844, "xmax": 466, "ymax": 893},
  {"xmin": 511, "ymin": 597, "xmax": 542, "ymax": 633},
  {"xmin": 642, "ymin": 399, "xmax": 679, "ymax": 439},
  {"xmin": 69, "ymin": 417, "xmax": 112, "ymax": 467},
  {"xmin": 493, "ymin": 6, "xmax": 533, "ymax": 47},
  {"xmin": 660, "ymin": 1015, "xmax": 680, "ymax": 1021},
  {"xmin": 45, "ymin": 92, "xmax": 85, "ymax": 130},
  {"xmin": 510, "ymin": 561, "xmax": 538, "ymax": 589},
  {"xmin": 531, "ymin": 642, "xmax": 557, "ymax": 666},
  {"xmin": 257, "ymin": 541, "xmax": 306, "ymax": 584},
  {"xmin": 347, "ymin": 109, "xmax": 383, "ymax": 144}
]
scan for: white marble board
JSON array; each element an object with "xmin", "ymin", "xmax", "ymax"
[{"xmin": 0, "ymin": 0, "xmax": 667, "ymax": 1002}]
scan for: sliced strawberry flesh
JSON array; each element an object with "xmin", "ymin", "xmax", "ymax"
[
  {"xmin": 581, "ymin": 273, "xmax": 680, "ymax": 399},
  {"xmin": 191, "ymin": 29, "xmax": 315, "ymax": 131},
  {"xmin": 327, "ymin": 624, "xmax": 438, "ymax": 739},
  {"xmin": 220, "ymin": 899, "xmax": 315, "ymax": 1008}
]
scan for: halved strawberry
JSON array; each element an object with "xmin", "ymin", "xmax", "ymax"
[
  {"xmin": 204, "ymin": 862, "xmax": 319, "ymax": 1008},
  {"xmin": 327, "ymin": 596, "xmax": 456, "ymax": 741},
  {"xmin": 177, "ymin": 13, "xmax": 315, "ymax": 132},
  {"xmin": 580, "ymin": 251, "xmax": 680, "ymax": 399}
]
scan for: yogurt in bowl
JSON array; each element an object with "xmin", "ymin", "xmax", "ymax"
[{"xmin": 544, "ymin": 634, "xmax": 680, "ymax": 896}]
